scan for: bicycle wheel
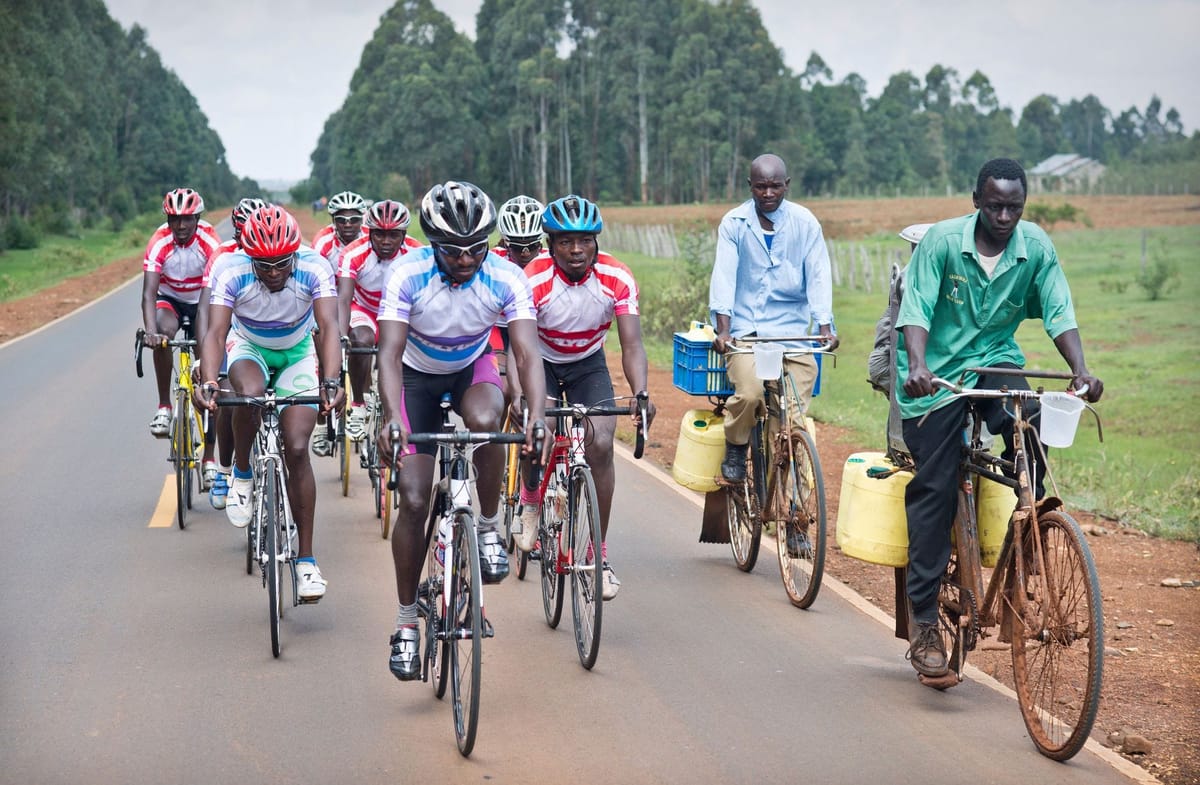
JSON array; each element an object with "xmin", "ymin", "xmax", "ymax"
[
  {"xmin": 339, "ymin": 413, "xmax": 351, "ymax": 497},
  {"xmin": 245, "ymin": 514, "xmax": 255, "ymax": 576},
  {"xmin": 539, "ymin": 472, "xmax": 566, "ymax": 628},
  {"xmin": 726, "ymin": 425, "xmax": 764, "ymax": 571},
  {"xmin": 1009, "ymin": 508, "xmax": 1103, "ymax": 761},
  {"xmin": 427, "ymin": 498, "xmax": 450, "ymax": 699},
  {"xmin": 380, "ymin": 463, "xmax": 393, "ymax": 540},
  {"xmin": 774, "ymin": 429, "xmax": 826, "ymax": 608},
  {"xmin": 448, "ymin": 512, "xmax": 482, "ymax": 757},
  {"xmin": 569, "ymin": 467, "xmax": 603, "ymax": 670},
  {"xmin": 171, "ymin": 392, "xmax": 191, "ymax": 530},
  {"xmin": 264, "ymin": 469, "xmax": 282, "ymax": 658}
]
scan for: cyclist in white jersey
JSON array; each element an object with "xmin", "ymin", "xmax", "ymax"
[
  {"xmin": 311, "ymin": 190, "xmax": 369, "ymax": 272},
  {"xmin": 196, "ymin": 206, "xmax": 345, "ymax": 602},
  {"xmin": 375, "ymin": 181, "xmax": 548, "ymax": 682}
]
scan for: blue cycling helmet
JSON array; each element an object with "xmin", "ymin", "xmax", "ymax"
[{"xmin": 542, "ymin": 195, "xmax": 603, "ymax": 235}]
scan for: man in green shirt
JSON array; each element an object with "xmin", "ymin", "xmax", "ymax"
[{"xmin": 895, "ymin": 157, "xmax": 1104, "ymax": 678}]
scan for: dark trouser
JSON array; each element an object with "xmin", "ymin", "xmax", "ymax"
[{"xmin": 901, "ymin": 366, "xmax": 1045, "ymax": 624}]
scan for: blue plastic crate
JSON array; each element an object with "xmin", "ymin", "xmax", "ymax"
[{"xmin": 673, "ymin": 334, "xmax": 733, "ymax": 396}]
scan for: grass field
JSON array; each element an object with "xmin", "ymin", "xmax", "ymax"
[{"xmin": 619, "ymin": 219, "xmax": 1200, "ymax": 540}]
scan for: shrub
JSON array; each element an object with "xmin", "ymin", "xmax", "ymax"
[
  {"xmin": 4, "ymin": 215, "xmax": 39, "ymax": 249},
  {"xmin": 1024, "ymin": 202, "xmax": 1091, "ymax": 231},
  {"xmin": 639, "ymin": 226, "xmax": 713, "ymax": 343}
]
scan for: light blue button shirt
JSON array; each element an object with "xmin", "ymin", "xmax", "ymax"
[{"xmin": 709, "ymin": 199, "xmax": 835, "ymax": 345}]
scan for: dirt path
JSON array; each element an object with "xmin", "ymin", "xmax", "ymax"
[{"xmin": 3, "ymin": 209, "xmax": 1196, "ymax": 784}]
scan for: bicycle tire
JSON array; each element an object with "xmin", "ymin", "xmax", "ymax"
[
  {"xmin": 380, "ymin": 464, "xmax": 392, "ymax": 540},
  {"xmin": 427, "ymin": 494, "xmax": 450, "ymax": 699},
  {"xmin": 449, "ymin": 512, "xmax": 482, "ymax": 756},
  {"xmin": 775, "ymin": 429, "xmax": 826, "ymax": 608},
  {"xmin": 569, "ymin": 466, "xmax": 603, "ymax": 670},
  {"xmin": 726, "ymin": 424, "xmax": 764, "ymax": 571},
  {"xmin": 245, "ymin": 515, "xmax": 254, "ymax": 576},
  {"xmin": 515, "ymin": 521, "xmax": 530, "ymax": 581},
  {"xmin": 172, "ymin": 392, "xmax": 190, "ymax": 530},
  {"xmin": 265, "ymin": 468, "xmax": 282, "ymax": 658},
  {"xmin": 539, "ymin": 471, "xmax": 565, "ymax": 629},
  {"xmin": 339, "ymin": 413, "xmax": 352, "ymax": 497},
  {"xmin": 370, "ymin": 440, "xmax": 383, "ymax": 520},
  {"xmin": 1009, "ymin": 508, "xmax": 1104, "ymax": 760}
]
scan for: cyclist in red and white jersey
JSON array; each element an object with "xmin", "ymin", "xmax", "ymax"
[
  {"xmin": 511, "ymin": 195, "xmax": 656, "ymax": 600},
  {"xmin": 141, "ymin": 187, "xmax": 222, "ymax": 439},
  {"xmin": 311, "ymin": 190, "xmax": 370, "ymax": 272},
  {"xmin": 333, "ymin": 199, "xmax": 424, "ymax": 448}
]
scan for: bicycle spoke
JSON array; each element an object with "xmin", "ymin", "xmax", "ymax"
[
  {"xmin": 569, "ymin": 467, "xmax": 603, "ymax": 669},
  {"xmin": 775, "ymin": 429, "xmax": 826, "ymax": 609},
  {"xmin": 450, "ymin": 513, "xmax": 482, "ymax": 756}
]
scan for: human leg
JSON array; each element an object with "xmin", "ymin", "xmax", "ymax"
[{"xmin": 720, "ymin": 352, "xmax": 764, "ymax": 481}]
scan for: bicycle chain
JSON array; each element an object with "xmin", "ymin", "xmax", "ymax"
[{"xmin": 942, "ymin": 579, "xmax": 981, "ymax": 653}]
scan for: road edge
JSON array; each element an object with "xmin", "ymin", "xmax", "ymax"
[
  {"xmin": 613, "ymin": 439, "xmax": 1162, "ymax": 785},
  {"xmin": 0, "ymin": 274, "xmax": 141, "ymax": 353}
]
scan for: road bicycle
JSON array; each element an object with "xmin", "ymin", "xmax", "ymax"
[
  {"xmin": 216, "ymin": 389, "xmax": 326, "ymax": 658},
  {"xmin": 529, "ymin": 393, "xmax": 648, "ymax": 670},
  {"xmin": 910, "ymin": 368, "xmax": 1104, "ymax": 760},
  {"xmin": 398, "ymin": 401, "xmax": 538, "ymax": 756},
  {"xmin": 720, "ymin": 337, "xmax": 832, "ymax": 609},
  {"xmin": 135, "ymin": 317, "xmax": 207, "ymax": 530},
  {"xmin": 346, "ymin": 346, "xmax": 393, "ymax": 539}
]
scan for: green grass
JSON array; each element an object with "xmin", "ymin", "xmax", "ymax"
[
  {"xmin": 624, "ymin": 225, "xmax": 1200, "ymax": 541},
  {"xmin": 0, "ymin": 214, "xmax": 162, "ymax": 302}
]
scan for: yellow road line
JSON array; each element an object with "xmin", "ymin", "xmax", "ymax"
[{"xmin": 148, "ymin": 476, "xmax": 176, "ymax": 528}]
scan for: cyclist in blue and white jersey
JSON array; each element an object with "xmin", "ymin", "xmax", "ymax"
[
  {"xmin": 196, "ymin": 206, "xmax": 345, "ymax": 602},
  {"xmin": 375, "ymin": 181, "xmax": 548, "ymax": 681}
]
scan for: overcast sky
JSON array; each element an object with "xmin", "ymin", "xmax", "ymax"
[{"xmin": 104, "ymin": 0, "xmax": 1200, "ymax": 184}]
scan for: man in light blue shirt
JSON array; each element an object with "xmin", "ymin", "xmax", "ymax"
[{"xmin": 709, "ymin": 153, "xmax": 838, "ymax": 482}]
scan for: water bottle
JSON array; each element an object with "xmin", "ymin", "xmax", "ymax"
[{"xmin": 435, "ymin": 515, "xmax": 451, "ymax": 565}]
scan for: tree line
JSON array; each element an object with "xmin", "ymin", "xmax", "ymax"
[
  {"xmin": 0, "ymin": 0, "xmax": 257, "ymax": 242},
  {"xmin": 297, "ymin": 0, "xmax": 1196, "ymax": 207}
]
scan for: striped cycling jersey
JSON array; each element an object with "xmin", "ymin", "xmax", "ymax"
[
  {"xmin": 142, "ymin": 221, "xmax": 222, "ymax": 304},
  {"xmin": 202, "ymin": 239, "xmax": 240, "ymax": 287},
  {"xmin": 378, "ymin": 246, "xmax": 536, "ymax": 374},
  {"xmin": 208, "ymin": 246, "xmax": 336, "ymax": 350},
  {"xmin": 311, "ymin": 223, "xmax": 368, "ymax": 271},
  {"xmin": 524, "ymin": 251, "xmax": 640, "ymax": 364},
  {"xmin": 337, "ymin": 234, "xmax": 425, "ymax": 314}
]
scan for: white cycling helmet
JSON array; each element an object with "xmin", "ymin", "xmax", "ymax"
[
  {"xmin": 327, "ymin": 190, "xmax": 369, "ymax": 215},
  {"xmin": 497, "ymin": 195, "xmax": 544, "ymax": 242}
]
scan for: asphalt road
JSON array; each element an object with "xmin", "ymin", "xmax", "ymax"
[{"xmin": 0, "ymin": 276, "xmax": 1151, "ymax": 785}]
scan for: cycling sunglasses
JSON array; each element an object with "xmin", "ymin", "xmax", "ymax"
[
  {"xmin": 506, "ymin": 240, "xmax": 542, "ymax": 254},
  {"xmin": 333, "ymin": 215, "xmax": 363, "ymax": 225},
  {"xmin": 434, "ymin": 240, "xmax": 489, "ymax": 260},
  {"xmin": 251, "ymin": 252, "xmax": 295, "ymax": 271}
]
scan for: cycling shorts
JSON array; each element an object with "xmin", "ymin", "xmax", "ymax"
[
  {"xmin": 226, "ymin": 332, "xmax": 319, "ymax": 407},
  {"xmin": 398, "ymin": 354, "xmax": 501, "ymax": 456},
  {"xmin": 349, "ymin": 302, "xmax": 379, "ymax": 341},
  {"xmin": 543, "ymin": 349, "xmax": 614, "ymax": 408},
  {"xmin": 156, "ymin": 295, "xmax": 198, "ymax": 334}
]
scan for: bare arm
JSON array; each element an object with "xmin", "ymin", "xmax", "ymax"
[
  {"xmin": 377, "ymin": 319, "xmax": 409, "ymax": 458},
  {"xmin": 313, "ymin": 297, "xmax": 346, "ymax": 413},
  {"xmin": 141, "ymin": 272, "xmax": 164, "ymax": 345},
  {"xmin": 900, "ymin": 325, "xmax": 933, "ymax": 399},
  {"xmin": 196, "ymin": 304, "xmax": 232, "ymax": 410},
  {"xmin": 1052, "ymin": 328, "xmax": 1104, "ymax": 402}
]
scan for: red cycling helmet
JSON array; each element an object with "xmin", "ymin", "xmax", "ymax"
[
  {"xmin": 240, "ymin": 206, "xmax": 302, "ymax": 258},
  {"xmin": 364, "ymin": 199, "xmax": 411, "ymax": 231},
  {"xmin": 162, "ymin": 187, "xmax": 205, "ymax": 216}
]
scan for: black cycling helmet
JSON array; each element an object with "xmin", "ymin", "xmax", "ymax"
[{"xmin": 418, "ymin": 181, "xmax": 497, "ymax": 244}]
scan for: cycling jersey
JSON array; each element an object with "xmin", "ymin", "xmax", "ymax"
[
  {"xmin": 377, "ymin": 247, "xmax": 535, "ymax": 375},
  {"xmin": 311, "ymin": 223, "xmax": 368, "ymax": 271},
  {"xmin": 208, "ymin": 246, "xmax": 336, "ymax": 350},
  {"xmin": 338, "ymin": 234, "xmax": 424, "ymax": 314},
  {"xmin": 202, "ymin": 239, "xmax": 241, "ymax": 288},
  {"xmin": 142, "ymin": 221, "xmax": 222, "ymax": 304},
  {"xmin": 524, "ymin": 251, "xmax": 639, "ymax": 364}
]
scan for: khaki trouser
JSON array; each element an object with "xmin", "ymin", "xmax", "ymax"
[{"xmin": 722, "ymin": 351, "xmax": 818, "ymax": 445}]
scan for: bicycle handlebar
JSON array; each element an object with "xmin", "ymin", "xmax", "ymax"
[
  {"xmin": 214, "ymin": 393, "xmax": 326, "ymax": 408},
  {"xmin": 386, "ymin": 422, "xmax": 547, "ymax": 490},
  {"xmin": 545, "ymin": 391, "xmax": 650, "ymax": 460},
  {"xmin": 134, "ymin": 327, "xmax": 197, "ymax": 378}
]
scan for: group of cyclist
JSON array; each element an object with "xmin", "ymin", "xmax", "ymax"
[
  {"xmin": 138, "ymin": 181, "xmax": 655, "ymax": 681},
  {"xmin": 140, "ymin": 151, "xmax": 1105, "ymax": 685}
]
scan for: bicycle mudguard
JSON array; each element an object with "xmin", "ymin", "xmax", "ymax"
[{"xmin": 699, "ymin": 490, "xmax": 731, "ymax": 543}]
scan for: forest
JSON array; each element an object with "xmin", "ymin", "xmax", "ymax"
[
  {"xmin": 0, "ymin": 0, "xmax": 256, "ymax": 242},
  {"xmin": 0, "ymin": 0, "xmax": 1195, "ymax": 245},
  {"xmin": 297, "ymin": 0, "xmax": 1198, "ymax": 206}
]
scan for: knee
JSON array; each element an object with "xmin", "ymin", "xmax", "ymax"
[{"xmin": 466, "ymin": 408, "xmax": 503, "ymax": 433}]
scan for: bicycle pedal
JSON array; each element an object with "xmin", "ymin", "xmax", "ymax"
[
  {"xmin": 297, "ymin": 596, "xmax": 322, "ymax": 605},
  {"xmin": 918, "ymin": 672, "xmax": 961, "ymax": 690},
  {"xmin": 481, "ymin": 617, "xmax": 495, "ymax": 638}
]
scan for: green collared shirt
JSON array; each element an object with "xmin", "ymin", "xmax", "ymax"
[{"xmin": 895, "ymin": 212, "xmax": 1077, "ymax": 418}]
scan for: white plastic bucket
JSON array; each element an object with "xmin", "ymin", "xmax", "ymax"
[
  {"xmin": 1040, "ymin": 391, "xmax": 1085, "ymax": 448},
  {"xmin": 753, "ymin": 343, "xmax": 783, "ymax": 380}
]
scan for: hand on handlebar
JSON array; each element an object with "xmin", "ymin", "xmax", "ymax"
[
  {"xmin": 379, "ymin": 421, "xmax": 408, "ymax": 470},
  {"xmin": 320, "ymin": 380, "xmax": 346, "ymax": 415},
  {"xmin": 711, "ymin": 331, "xmax": 734, "ymax": 355},
  {"xmin": 194, "ymin": 381, "xmax": 220, "ymax": 412},
  {"xmin": 1070, "ymin": 372, "xmax": 1103, "ymax": 403},
  {"xmin": 903, "ymin": 365, "xmax": 936, "ymax": 399},
  {"xmin": 524, "ymin": 419, "xmax": 550, "ymax": 466},
  {"xmin": 143, "ymin": 332, "xmax": 169, "ymax": 349}
]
